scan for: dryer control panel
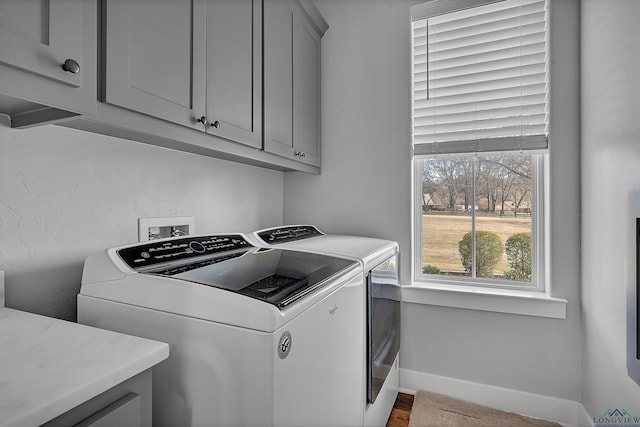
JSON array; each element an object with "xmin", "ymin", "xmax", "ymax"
[
  {"xmin": 256, "ymin": 225, "xmax": 324, "ymax": 244},
  {"xmin": 118, "ymin": 234, "xmax": 252, "ymax": 270}
]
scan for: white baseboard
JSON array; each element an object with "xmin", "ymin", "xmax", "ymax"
[{"xmin": 400, "ymin": 368, "xmax": 584, "ymax": 427}]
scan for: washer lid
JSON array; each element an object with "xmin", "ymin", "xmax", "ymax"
[{"xmin": 119, "ymin": 236, "xmax": 357, "ymax": 309}]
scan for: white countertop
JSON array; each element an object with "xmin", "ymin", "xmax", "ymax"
[{"xmin": 0, "ymin": 307, "xmax": 169, "ymax": 427}]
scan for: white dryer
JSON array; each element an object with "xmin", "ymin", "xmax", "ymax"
[
  {"xmin": 78, "ymin": 233, "xmax": 365, "ymax": 427},
  {"xmin": 249, "ymin": 225, "xmax": 401, "ymax": 427}
]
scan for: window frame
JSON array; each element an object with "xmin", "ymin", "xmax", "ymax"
[
  {"xmin": 412, "ymin": 152, "xmax": 547, "ymax": 291},
  {"xmin": 410, "ymin": 0, "xmax": 549, "ymax": 292}
]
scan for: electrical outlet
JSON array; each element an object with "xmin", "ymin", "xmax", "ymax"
[{"xmin": 138, "ymin": 217, "xmax": 195, "ymax": 241}]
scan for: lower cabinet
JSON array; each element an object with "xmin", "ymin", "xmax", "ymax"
[{"xmin": 43, "ymin": 370, "xmax": 152, "ymax": 427}]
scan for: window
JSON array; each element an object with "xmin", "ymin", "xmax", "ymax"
[{"xmin": 411, "ymin": 0, "xmax": 548, "ymax": 290}]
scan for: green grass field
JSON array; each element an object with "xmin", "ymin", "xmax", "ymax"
[{"xmin": 421, "ymin": 214, "xmax": 531, "ymax": 274}]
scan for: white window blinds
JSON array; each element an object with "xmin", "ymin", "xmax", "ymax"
[{"xmin": 411, "ymin": 0, "xmax": 549, "ymax": 156}]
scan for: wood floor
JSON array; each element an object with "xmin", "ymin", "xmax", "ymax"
[{"xmin": 386, "ymin": 393, "xmax": 414, "ymax": 427}]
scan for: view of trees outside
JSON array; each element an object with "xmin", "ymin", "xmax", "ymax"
[{"xmin": 420, "ymin": 154, "xmax": 533, "ymax": 281}]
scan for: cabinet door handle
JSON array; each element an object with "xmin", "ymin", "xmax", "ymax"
[
  {"xmin": 212, "ymin": 120, "xmax": 220, "ymax": 129},
  {"xmin": 197, "ymin": 116, "xmax": 209, "ymax": 127},
  {"xmin": 61, "ymin": 59, "xmax": 80, "ymax": 74}
]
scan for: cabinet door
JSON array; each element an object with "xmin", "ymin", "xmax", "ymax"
[
  {"xmin": 264, "ymin": 0, "xmax": 322, "ymax": 167},
  {"xmin": 0, "ymin": 0, "xmax": 83, "ymax": 88},
  {"xmin": 206, "ymin": 0, "xmax": 262, "ymax": 149},
  {"xmin": 103, "ymin": 0, "xmax": 206, "ymax": 131},
  {"xmin": 293, "ymin": 11, "xmax": 321, "ymax": 167},
  {"xmin": 263, "ymin": 0, "xmax": 294, "ymax": 157}
]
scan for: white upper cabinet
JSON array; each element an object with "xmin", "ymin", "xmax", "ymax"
[
  {"xmin": 103, "ymin": 0, "xmax": 261, "ymax": 149},
  {"xmin": 263, "ymin": 0, "xmax": 325, "ymax": 167},
  {"xmin": 0, "ymin": 0, "xmax": 97, "ymax": 125}
]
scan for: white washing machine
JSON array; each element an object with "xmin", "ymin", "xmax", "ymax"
[
  {"xmin": 78, "ymin": 233, "xmax": 365, "ymax": 427},
  {"xmin": 249, "ymin": 225, "xmax": 401, "ymax": 427}
]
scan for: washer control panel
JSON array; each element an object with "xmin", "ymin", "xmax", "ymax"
[
  {"xmin": 256, "ymin": 225, "xmax": 323, "ymax": 244},
  {"xmin": 118, "ymin": 234, "xmax": 252, "ymax": 270}
]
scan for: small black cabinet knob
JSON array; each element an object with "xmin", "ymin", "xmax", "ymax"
[
  {"xmin": 197, "ymin": 116, "xmax": 209, "ymax": 127},
  {"xmin": 62, "ymin": 59, "xmax": 80, "ymax": 74}
]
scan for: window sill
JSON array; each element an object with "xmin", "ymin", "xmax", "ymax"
[{"xmin": 402, "ymin": 282, "xmax": 567, "ymax": 319}]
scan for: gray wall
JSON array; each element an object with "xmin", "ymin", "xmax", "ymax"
[
  {"xmin": 581, "ymin": 0, "xmax": 640, "ymax": 417},
  {"xmin": 0, "ymin": 125, "xmax": 283, "ymax": 320},
  {"xmin": 283, "ymin": 0, "xmax": 413, "ymax": 270},
  {"xmin": 284, "ymin": 0, "xmax": 581, "ymax": 401}
]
